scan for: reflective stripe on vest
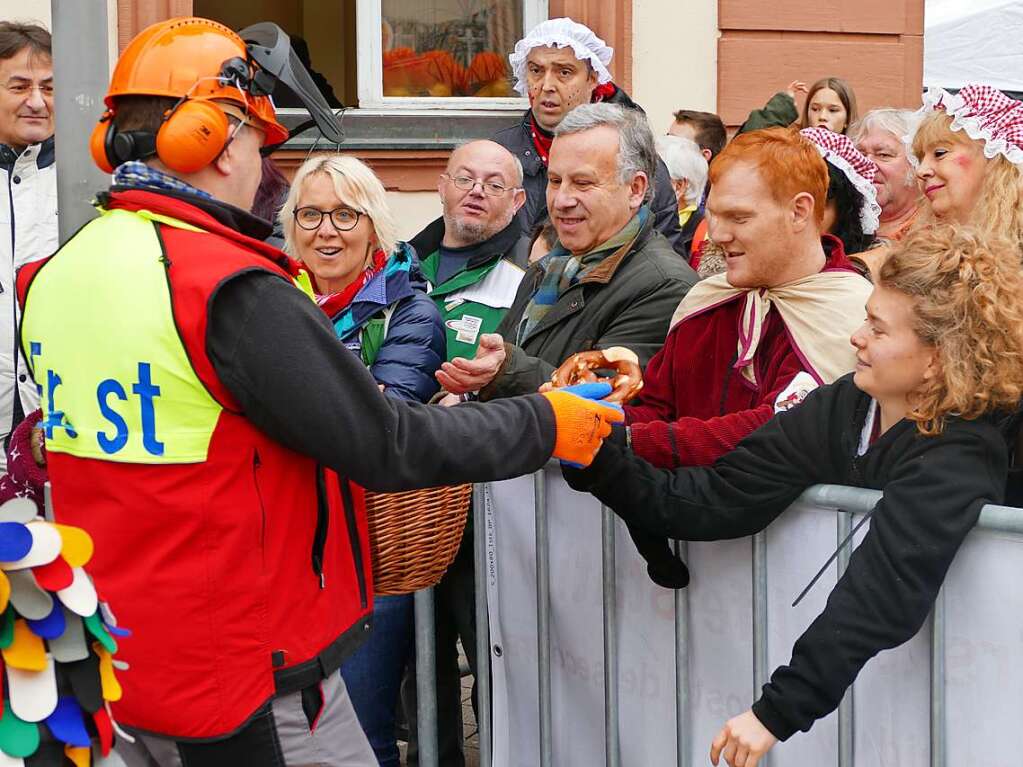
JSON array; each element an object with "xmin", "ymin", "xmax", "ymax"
[{"xmin": 21, "ymin": 208, "xmax": 222, "ymax": 463}]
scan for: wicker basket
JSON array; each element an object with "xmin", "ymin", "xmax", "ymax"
[{"xmin": 364, "ymin": 483, "xmax": 472, "ymax": 595}]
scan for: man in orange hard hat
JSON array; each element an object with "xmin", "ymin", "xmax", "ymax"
[{"xmin": 18, "ymin": 17, "xmax": 622, "ymax": 766}]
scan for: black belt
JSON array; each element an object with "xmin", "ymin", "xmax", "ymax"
[{"xmin": 271, "ymin": 615, "xmax": 372, "ymax": 697}]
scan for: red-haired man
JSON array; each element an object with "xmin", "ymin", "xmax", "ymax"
[{"xmin": 622, "ymin": 128, "xmax": 871, "ymax": 486}]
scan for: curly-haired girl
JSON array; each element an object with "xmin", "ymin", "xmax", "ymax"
[{"xmin": 563, "ymin": 223, "xmax": 1023, "ymax": 767}]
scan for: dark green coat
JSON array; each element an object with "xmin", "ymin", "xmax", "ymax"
[
  {"xmin": 738, "ymin": 91, "xmax": 799, "ymax": 134},
  {"xmin": 480, "ymin": 213, "xmax": 698, "ymax": 400},
  {"xmin": 409, "ymin": 217, "xmax": 530, "ymax": 362}
]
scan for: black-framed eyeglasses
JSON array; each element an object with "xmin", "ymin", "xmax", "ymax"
[
  {"xmin": 293, "ymin": 206, "xmax": 362, "ymax": 231},
  {"xmin": 443, "ymin": 173, "xmax": 516, "ymax": 197}
]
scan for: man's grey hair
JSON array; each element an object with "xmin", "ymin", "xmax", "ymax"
[
  {"xmin": 655, "ymin": 135, "xmax": 708, "ymax": 206},
  {"xmin": 554, "ymin": 103, "xmax": 657, "ymax": 200},
  {"xmin": 849, "ymin": 108, "xmax": 920, "ymax": 150}
]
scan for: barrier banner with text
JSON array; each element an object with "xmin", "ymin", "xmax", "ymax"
[{"xmin": 484, "ymin": 467, "xmax": 1023, "ymax": 767}]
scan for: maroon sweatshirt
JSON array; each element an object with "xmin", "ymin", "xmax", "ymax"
[{"xmin": 626, "ymin": 236, "xmax": 857, "ymax": 468}]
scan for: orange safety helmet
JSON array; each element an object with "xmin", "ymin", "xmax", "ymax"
[{"xmin": 90, "ymin": 17, "xmax": 288, "ymax": 174}]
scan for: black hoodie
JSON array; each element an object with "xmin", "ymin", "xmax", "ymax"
[{"xmin": 564, "ymin": 374, "xmax": 1010, "ymax": 741}]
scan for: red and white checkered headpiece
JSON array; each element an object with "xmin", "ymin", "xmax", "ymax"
[
  {"xmin": 916, "ymin": 84, "xmax": 1023, "ymax": 166},
  {"xmin": 800, "ymin": 127, "xmax": 881, "ymax": 234}
]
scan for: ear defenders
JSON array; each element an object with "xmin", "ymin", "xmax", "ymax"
[
  {"xmin": 89, "ymin": 113, "xmax": 119, "ymax": 174},
  {"xmin": 90, "ymin": 57, "xmax": 255, "ymax": 174},
  {"xmin": 155, "ymin": 99, "xmax": 231, "ymax": 174},
  {"xmin": 90, "ymin": 99, "xmax": 231, "ymax": 175}
]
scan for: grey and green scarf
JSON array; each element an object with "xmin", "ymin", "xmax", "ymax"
[{"xmin": 517, "ymin": 206, "xmax": 649, "ymax": 343}]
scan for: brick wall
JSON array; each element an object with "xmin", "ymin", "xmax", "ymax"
[{"xmin": 717, "ymin": 0, "xmax": 924, "ymax": 129}]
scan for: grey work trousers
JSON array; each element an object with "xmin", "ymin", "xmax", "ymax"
[{"xmin": 118, "ymin": 673, "xmax": 376, "ymax": 767}]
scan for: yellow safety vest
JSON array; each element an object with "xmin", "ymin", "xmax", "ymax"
[{"xmin": 21, "ymin": 207, "xmax": 222, "ymax": 464}]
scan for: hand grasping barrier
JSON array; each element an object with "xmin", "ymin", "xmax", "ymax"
[
  {"xmin": 550, "ymin": 347, "xmax": 644, "ymax": 404},
  {"xmin": 0, "ymin": 496, "xmax": 129, "ymax": 763}
]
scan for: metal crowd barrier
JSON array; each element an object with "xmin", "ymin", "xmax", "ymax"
[
  {"xmin": 411, "ymin": 474, "xmax": 1023, "ymax": 767},
  {"xmin": 411, "ymin": 486, "xmax": 494, "ymax": 767}
]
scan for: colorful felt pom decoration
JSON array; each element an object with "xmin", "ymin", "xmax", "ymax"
[{"xmin": 0, "ymin": 496, "xmax": 128, "ymax": 763}]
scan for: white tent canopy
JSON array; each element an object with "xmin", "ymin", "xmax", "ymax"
[{"xmin": 924, "ymin": 0, "xmax": 1023, "ymax": 92}]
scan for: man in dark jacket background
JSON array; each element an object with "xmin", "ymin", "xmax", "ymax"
[{"xmin": 494, "ymin": 18, "xmax": 686, "ymax": 258}]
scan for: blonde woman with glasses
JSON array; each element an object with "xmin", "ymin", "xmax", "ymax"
[{"xmin": 279, "ymin": 153, "xmax": 445, "ymax": 767}]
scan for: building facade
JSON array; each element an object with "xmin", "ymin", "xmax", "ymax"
[{"xmin": 8, "ymin": 0, "xmax": 922, "ymax": 239}]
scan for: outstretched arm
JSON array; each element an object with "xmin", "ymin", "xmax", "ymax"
[
  {"xmin": 482, "ymin": 277, "xmax": 692, "ymax": 400},
  {"xmin": 563, "ymin": 383, "xmax": 837, "ymax": 540},
  {"xmin": 751, "ymin": 422, "xmax": 1006, "ymax": 741},
  {"xmin": 736, "ymin": 90, "xmax": 800, "ymax": 135},
  {"xmin": 208, "ymin": 272, "xmax": 556, "ymax": 491}
]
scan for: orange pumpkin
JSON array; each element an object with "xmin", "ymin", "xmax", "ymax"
[
  {"xmin": 423, "ymin": 50, "xmax": 467, "ymax": 94},
  {"xmin": 473, "ymin": 81, "xmax": 515, "ymax": 98},
  {"xmin": 468, "ymin": 51, "xmax": 507, "ymax": 86},
  {"xmin": 382, "ymin": 47, "xmax": 416, "ymax": 68},
  {"xmin": 382, "ymin": 48, "xmax": 470, "ymax": 97}
]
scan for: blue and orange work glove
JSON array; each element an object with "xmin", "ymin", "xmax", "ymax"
[{"xmin": 541, "ymin": 382, "xmax": 625, "ymax": 468}]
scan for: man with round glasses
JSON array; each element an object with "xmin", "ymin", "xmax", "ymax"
[
  {"xmin": 410, "ymin": 139, "xmax": 529, "ymax": 363},
  {"xmin": 404, "ymin": 138, "xmax": 530, "ymax": 766}
]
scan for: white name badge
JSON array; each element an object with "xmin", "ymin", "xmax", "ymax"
[{"xmin": 446, "ymin": 314, "xmax": 483, "ymax": 345}]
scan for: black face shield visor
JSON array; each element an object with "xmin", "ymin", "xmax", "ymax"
[{"xmin": 238, "ymin": 22, "xmax": 345, "ymax": 154}]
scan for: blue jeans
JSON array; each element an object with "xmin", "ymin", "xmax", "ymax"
[{"xmin": 340, "ymin": 593, "xmax": 414, "ymax": 767}]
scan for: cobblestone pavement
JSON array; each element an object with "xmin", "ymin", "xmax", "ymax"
[
  {"xmin": 398, "ymin": 644, "xmax": 479, "ymax": 767},
  {"xmin": 461, "ymin": 669, "xmax": 481, "ymax": 767}
]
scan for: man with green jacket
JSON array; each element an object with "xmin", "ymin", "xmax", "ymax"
[
  {"xmin": 403, "ymin": 139, "xmax": 530, "ymax": 767},
  {"xmin": 410, "ymin": 140, "xmax": 530, "ymax": 365}
]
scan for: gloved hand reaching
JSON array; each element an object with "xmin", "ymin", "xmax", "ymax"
[
  {"xmin": 553, "ymin": 381, "xmax": 624, "ymax": 403},
  {"xmin": 624, "ymin": 524, "xmax": 690, "ymax": 589},
  {"xmin": 541, "ymin": 382, "xmax": 625, "ymax": 468}
]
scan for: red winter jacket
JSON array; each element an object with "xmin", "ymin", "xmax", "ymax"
[
  {"xmin": 18, "ymin": 190, "xmax": 373, "ymax": 740},
  {"xmin": 625, "ymin": 236, "xmax": 856, "ymax": 468}
]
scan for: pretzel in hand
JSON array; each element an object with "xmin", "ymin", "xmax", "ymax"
[{"xmin": 548, "ymin": 346, "xmax": 644, "ymax": 403}]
